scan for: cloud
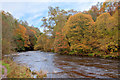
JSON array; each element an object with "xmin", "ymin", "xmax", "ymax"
[
  {"xmin": 27, "ymin": 14, "xmax": 43, "ymax": 21},
  {"xmin": 1, "ymin": 0, "xmax": 107, "ymax": 32},
  {"xmin": 0, "ymin": 0, "xmax": 106, "ymax": 2}
]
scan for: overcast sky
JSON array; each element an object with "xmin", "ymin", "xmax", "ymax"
[{"xmin": 0, "ymin": 0, "xmax": 106, "ymax": 32}]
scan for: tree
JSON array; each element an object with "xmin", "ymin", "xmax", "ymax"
[
  {"xmin": 41, "ymin": 7, "xmax": 77, "ymax": 36},
  {"xmin": 14, "ymin": 24, "xmax": 30, "ymax": 51},
  {"xmin": 54, "ymin": 31, "xmax": 69, "ymax": 54},
  {"xmin": 95, "ymin": 13, "xmax": 118, "ymax": 54},
  {"xmin": 34, "ymin": 33, "xmax": 52, "ymax": 52},
  {"xmin": 1, "ymin": 11, "xmax": 40, "ymax": 53},
  {"xmin": 89, "ymin": 6, "xmax": 99, "ymax": 21},
  {"xmin": 2, "ymin": 11, "xmax": 16, "ymax": 54},
  {"xmin": 64, "ymin": 13, "xmax": 94, "ymax": 54},
  {"xmin": 97, "ymin": 1, "xmax": 118, "ymax": 15},
  {"xmin": 40, "ymin": 7, "xmax": 78, "ymax": 53},
  {"xmin": 25, "ymin": 27, "xmax": 38, "ymax": 50}
]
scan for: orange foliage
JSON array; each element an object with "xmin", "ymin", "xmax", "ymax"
[
  {"xmin": 30, "ymin": 29, "xmax": 36, "ymax": 34},
  {"xmin": 14, "ymin": 24, "xmax": 30, "ymax": 47},
  {"xmin": 54, "ymin": 31, "xmax": 69, "ymax": 54}
]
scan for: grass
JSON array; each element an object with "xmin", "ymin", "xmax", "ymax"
[
  {"xmin": 67, "ymin": 50, "xmax": 120, "ymax": 59},
  {"xmin": 87, "ymin": 52, "xmax": 119, "ymax": 59},
  {"xmin": 2, "ymin": 61, "xmax": 10, "ymax": 74},
  {"xmin": 88, "ymin": 53, "xmax": 94, "ymax": 56}
]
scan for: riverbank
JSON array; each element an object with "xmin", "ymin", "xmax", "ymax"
[
  {"xmin": 37, "ymin": 50, "xmax": 120, "ymax": 59},
  {"xmin": 1, "ymin": 57, "xmax": 46, "ymax": 78},
  {"xmin": 64, "ymin": 52, "xmax": 120, "ymax": 59},
  {"xmin": 12, "ymin": 51, "xmax": 119, "ymax": 78}
]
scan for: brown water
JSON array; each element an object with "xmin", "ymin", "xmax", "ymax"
[{"xmin": 13, "ymin": 51, "xmax": 119, "ymax": 78}]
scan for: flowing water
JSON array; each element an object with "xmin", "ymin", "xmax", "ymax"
[{"xmin": 13, "ymin": 51, "xmax": 119, "ymax": 78}]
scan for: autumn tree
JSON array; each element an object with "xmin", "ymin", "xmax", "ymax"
[
  {"xmin": 54, "ymin": 31, "xmax": 69, "ymax": 54},
  {"xmin": 34, "ymin": 33, "xmax": 52, "ymax": 52},
  {"xmin": 25, "ymin": 27, "xmax": 38, "ymax": 50},
  {"xmin": 41, "ymin": 7, "xmax": 77, "ymax": 35},
  {"xmin": 14, "ymin": 24, "xmax": 30, "ymax": 51},
  {"xmin": 95, "ymin": 13, "xmax": 118, "ymax": 54},
  {"xmin": 2, "ymin": 11, "xmax": 17, "ymax": 54},
  {"xmin": 97, "ymin": 0, "xmax": 118, "ymax": 15},
  {"xmin": 1, "ymin": 11, "xmax": 41, "ymax": 54},
  {"xmin": 40, "ymin": 7, "xmax": 78, "ymax": 53},
  {"xmin": 53, "ymin": 12, "xmax": 70, "ymax": 54},
  {"xmin": 113, "ymin": 10, "xmax": 119, "ymax": 52},
  {"xmin": 85, "ymin": 6, "xmax": 99, "ymax": 21},
  {"xmin": 64, "ymin": 13, "xmax": 94, "ymax": 54}
]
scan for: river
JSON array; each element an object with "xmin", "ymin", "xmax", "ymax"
[{"xmin": 13, "ymin": 51, "xmax": 119, "ymax": 78}]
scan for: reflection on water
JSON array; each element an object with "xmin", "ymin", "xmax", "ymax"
[{"xmin": 13, "ymin": 51, "xmax": 119, "ymax": 78}]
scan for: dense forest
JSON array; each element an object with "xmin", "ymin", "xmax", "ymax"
[
  {"xmin": 1, "ymin": 1, "xmax": 119, "ymax": 58},
  {"xmin": 2, "ymin": 11, "xmax": 42, "ymax": 55}
]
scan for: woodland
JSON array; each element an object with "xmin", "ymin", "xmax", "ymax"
[{"xmin": 1, "ymin": 1, "xmax": 119, "ymax": 58}]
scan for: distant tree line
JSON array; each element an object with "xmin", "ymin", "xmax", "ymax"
[
  {"xmin": 1, "ymin": 11, "xmax": 42, "ymax": 55},
  {"xmin": 1, "ymin": 1, "xmax": 119, "ymax": 58},
  {"xmin": 34, "ymin": 1, "xmax": 119, "ymax": 58}
]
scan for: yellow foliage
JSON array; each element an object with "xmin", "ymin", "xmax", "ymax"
[{"xmin": 64, "ymin": 12, "xmax": 94, "ymax": 53}]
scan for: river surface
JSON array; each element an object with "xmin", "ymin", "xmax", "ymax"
[{"xmin": 13, "ymin": 51, "xmax": 119, "ymax": 78}]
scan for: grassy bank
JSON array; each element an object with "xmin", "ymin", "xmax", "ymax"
[
  {"xmin": 87, "ymin": 52, "xmax": 120, "ymax": 59},
  {"xmin": 67, "ymin": 51, "xmax": 120, "ymax": 59},
  {"xmin": 1, "ymin": 58, "xmax": 47, "ymax": 78},
  {"xmin": 38, "ymin": 49, "xmax": 120, "ymax": 59}
]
